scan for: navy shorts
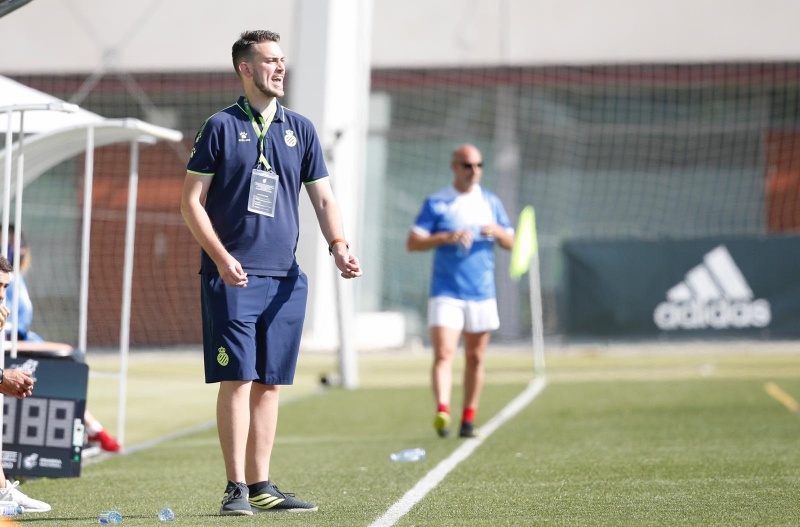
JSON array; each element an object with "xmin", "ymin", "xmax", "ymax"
[{"xmin": 200, "ymin": 273, "xmax": 308, "ymax": 384}]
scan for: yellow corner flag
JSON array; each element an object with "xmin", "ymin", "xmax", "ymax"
[{"xmin": 509, "ymin": 205, "xmax": 538, "ymax": 281}]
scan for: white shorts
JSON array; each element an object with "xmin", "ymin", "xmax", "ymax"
[{"xmin": 427, "ymin": 296, "xmax": 500, "ymax": 333}]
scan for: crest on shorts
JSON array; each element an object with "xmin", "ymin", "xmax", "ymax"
[
  {"xmin": 217, "ymin": 346, "xmax": 229, "ymax": 367},
  {"xmin": 284, "ymin": 130, "xmax": 297, "ymax": 147}
]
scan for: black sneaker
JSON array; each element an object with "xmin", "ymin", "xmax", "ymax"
[
  {"xmin": 220, "ymin": 480, "xmax": 253, "ymax": 516},
  {"xmin": 459, "ymin": 421, "xmax": 478, "ymax": 438},
  {"xmin": 248, "ymin": 481, "xmax": 318, "ymax": 512}
]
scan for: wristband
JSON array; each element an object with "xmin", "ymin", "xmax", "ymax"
[{"xmin": 328, "ymin": 238, "xmax": 349, "ymax": 255}]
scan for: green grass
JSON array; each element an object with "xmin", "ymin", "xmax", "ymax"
[{"xmin": 10, "ymin": 342, "xmax": 800, "ymax": 526}]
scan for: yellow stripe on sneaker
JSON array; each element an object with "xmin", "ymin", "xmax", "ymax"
[{"xmin": 249, "ymin": 495, "xmax": 285, "ymax": 510}]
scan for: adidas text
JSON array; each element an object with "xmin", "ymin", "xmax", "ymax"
[{"xmin": 653, "ymin": 299, "xmax": 771, "ymax": 330}]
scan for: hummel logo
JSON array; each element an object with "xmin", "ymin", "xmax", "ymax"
[{"xmin": 653, "ymin": 245, "xmax": 771, "ymax": 330}]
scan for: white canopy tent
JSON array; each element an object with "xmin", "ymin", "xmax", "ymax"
[
  {"xmin": 0, "ymin": 75, "xmax": 183, "ymax": 446},
  {"xmin": 0, "ymin": 75, "xmax": 102, "ymax": 133}
]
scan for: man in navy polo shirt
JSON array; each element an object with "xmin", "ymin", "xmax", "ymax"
[{"xmin": 181, "ymin": 29, "xmax": 362, "ymax": 516}]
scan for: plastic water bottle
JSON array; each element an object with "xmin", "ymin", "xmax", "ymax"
[
  {"xmin": 158, "ymin": 506, "xmax": 175, "ymax": 522},
  {"xmin": 455, "ymin": 231, "xmax": 472, "ymax": 257},
  {"xmin": 0, "ymin": 501, "xmax": 23, "ymax": 516},
  {"xmin": 455, "ymin": 226, "xmax": 478, "ymax": 257},
  {"xmin": 390, "ymin": 447, "xmax": 426, "ymax": 462},
  {"xmin": 98, "ymin": 510, "xmax": 123, "ymax": 524}
]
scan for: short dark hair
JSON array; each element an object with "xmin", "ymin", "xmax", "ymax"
[
  {"xmin": 232, "ymin": 30, "xmax": 281, "ymax": 77},
  {"xmin": 0, "ymin": 255, "xmax": 12, "ymax": 274}
]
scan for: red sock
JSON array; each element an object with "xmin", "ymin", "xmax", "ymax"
[
  {"xmin": 437, "ymin": 403, "xmax": 450, "ymax": 414},
  {"xmin": 462, "ymin": 407, "xmax": 476, "ymax": 423}
]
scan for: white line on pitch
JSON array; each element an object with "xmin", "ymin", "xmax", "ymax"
[{"xmin": 368, "ymin": 376, "xmax": 547, "ymax": 527}]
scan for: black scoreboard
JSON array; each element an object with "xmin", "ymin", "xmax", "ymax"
[{"xmin": 2, "ymin": 353, "xmax": 88, "ymax": 478}]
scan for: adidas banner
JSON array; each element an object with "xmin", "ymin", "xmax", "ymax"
[{"xmin": 563, "ymin": 237, "xmax": 800, "ymax": 337}]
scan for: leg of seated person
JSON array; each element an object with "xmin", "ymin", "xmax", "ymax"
[
  {"xmin": 85, "ymin": 409, "xmax": 122, "ymax": 452},
  {"xmin": 0, "ymin": 468, "xmax": 51, "ymax": 512}
]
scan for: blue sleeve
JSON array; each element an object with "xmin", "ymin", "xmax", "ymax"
[
  {"xmin": 187, "ymin": 115, "xmax": 222, "ymax": 175},
  {"xmin": 491, "ymin": 194, "xmax": 513, "ymax": 231},
  {"xmin": 301, "ymin": 123, "xmax": 328, "ymax": 184},
  {"xmin": 6, "ymin": 276, "xmax": 33, "ymax": 339},
  {"xmin": 413, "ymin": 198, "xmax": 439, "ymax": 234}
]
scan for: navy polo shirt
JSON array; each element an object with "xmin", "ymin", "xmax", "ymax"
[{"xmin": 187, "ymin": 96, "xmax": 328, "ymax": 276}]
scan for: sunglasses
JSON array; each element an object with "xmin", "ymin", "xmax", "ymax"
[{"xmin": 461, "ymin": 162, "xmax": 483, "ymax": 169}]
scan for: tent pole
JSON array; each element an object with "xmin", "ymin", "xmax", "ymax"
[
  {"xmin": 0, "ymin": 110, "xmax": 11, "ymax": 444},
  {"xmin": 10, "ymin": 113, "xmax": 25, "ymax": 360},
  {"xmin": 117, "ymin": 139, "xmax": 138, "ymax": 447},
  {"xmin": 78, "ymin": 126, "xmax": 95, "ymax": 353},
  {"xmin": 2, "ymin": 110, "xmax": 11, "ymax": 256}
]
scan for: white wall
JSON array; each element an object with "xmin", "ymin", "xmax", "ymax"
[
  {"xmin": 371, "ymin": 0, "xmax": 800, "ymax": 66},
  {"xmin": 0, "ymin": 0, "xmax": 296, "ymax": 73},
  {"xmin": 2, "ymin": 0, "xmax": 799, "ymax": 75}
]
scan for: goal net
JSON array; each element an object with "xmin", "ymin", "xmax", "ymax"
[
  {"xmin": 5, "ymin": 63, "xmax": 800, "ymax": 346},
  {"xmin": 366, "ymin": 64, "xmax": 800, "ymax": 339}
]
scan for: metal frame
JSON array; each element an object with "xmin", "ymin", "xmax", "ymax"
[{"xmin": 1, "ymin": 102, "xmax": 182, "ymax": 447}]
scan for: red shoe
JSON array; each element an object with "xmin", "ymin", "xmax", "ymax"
[{"xmin": 88, "ymin": 430, "xmax": 122, "ymax": 452}]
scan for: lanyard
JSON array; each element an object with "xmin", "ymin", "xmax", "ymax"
[{"xmin": 242, "ymin": 98, "xmax": 277, "ymax": 170}]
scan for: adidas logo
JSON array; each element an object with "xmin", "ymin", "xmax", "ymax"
[{"xmin": 653, "ymin": 245, "xmax": 771, "ymax": 330}]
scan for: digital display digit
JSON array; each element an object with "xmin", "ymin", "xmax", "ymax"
[
  {"xmin": 2, "ymin": 395, "xmax": 16, "ymax": 444},
  {"xmin": 19, "ymin": 398, "xmax": 48, "ymax": 446},
  {"xmin": 46, "ymin": 399, "xmax": 75, "ymax": 449}
]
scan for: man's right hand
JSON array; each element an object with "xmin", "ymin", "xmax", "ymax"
[
  {"xmin": 217, "ymin": 257, "xmax": 249, "ymax": 288},
  {"xmin": 0, "ymin": 304, "xmax": 9, "ymax": 329},
  {"xmin": 0, "ymin": 368, "xmax": 34, "ymax": 399}
]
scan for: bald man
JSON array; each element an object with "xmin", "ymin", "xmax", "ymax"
[{"xmin": 406, "ymin": 144, "xmax": 514, "ymax": 438}]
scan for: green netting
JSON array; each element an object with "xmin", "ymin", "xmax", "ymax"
[{"xmin": 4, "ymin": 64, "xmax": 800, "ymax": 345}]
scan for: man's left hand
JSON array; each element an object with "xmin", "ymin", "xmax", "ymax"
[{"xmin": 335, "ymin": 253, "xmax": 363, "ymax": 279}]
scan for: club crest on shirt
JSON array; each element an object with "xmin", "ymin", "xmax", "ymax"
[
  {"xmin": 284, "ymin": 130, "xmax": 297, "ymax": 147},
  {"xmin": 239, "ymin": 130, "xmax": 250, "ymax": 142}
]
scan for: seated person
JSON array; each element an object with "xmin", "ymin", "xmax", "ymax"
[
  {"xmin": 0, "ymin": 367, "xmax": 52, "ymax": 512},
  {"xmin": 0, "ymin": 254, "xmax": 50, "ymax": 512},
  {"xmin": 5, "ymin": 226, "xmax": 121, "ymax": 452}
]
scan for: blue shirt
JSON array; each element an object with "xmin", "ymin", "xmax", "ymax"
[
  {"xmin": 5, "ymin": 273, "xmax": 43, "ymax": 342},
  {"xmin": 412, "ymin": 185, "xmax": 513, "ymax": 301},
  {"xmin": 187, "ymin": 97, "xmax": 328, "ymax": 276}
]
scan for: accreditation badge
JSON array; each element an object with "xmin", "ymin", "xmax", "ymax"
[{"xmin": 248, "ymin": 168, "xmax": 279, "ymax": 217}]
